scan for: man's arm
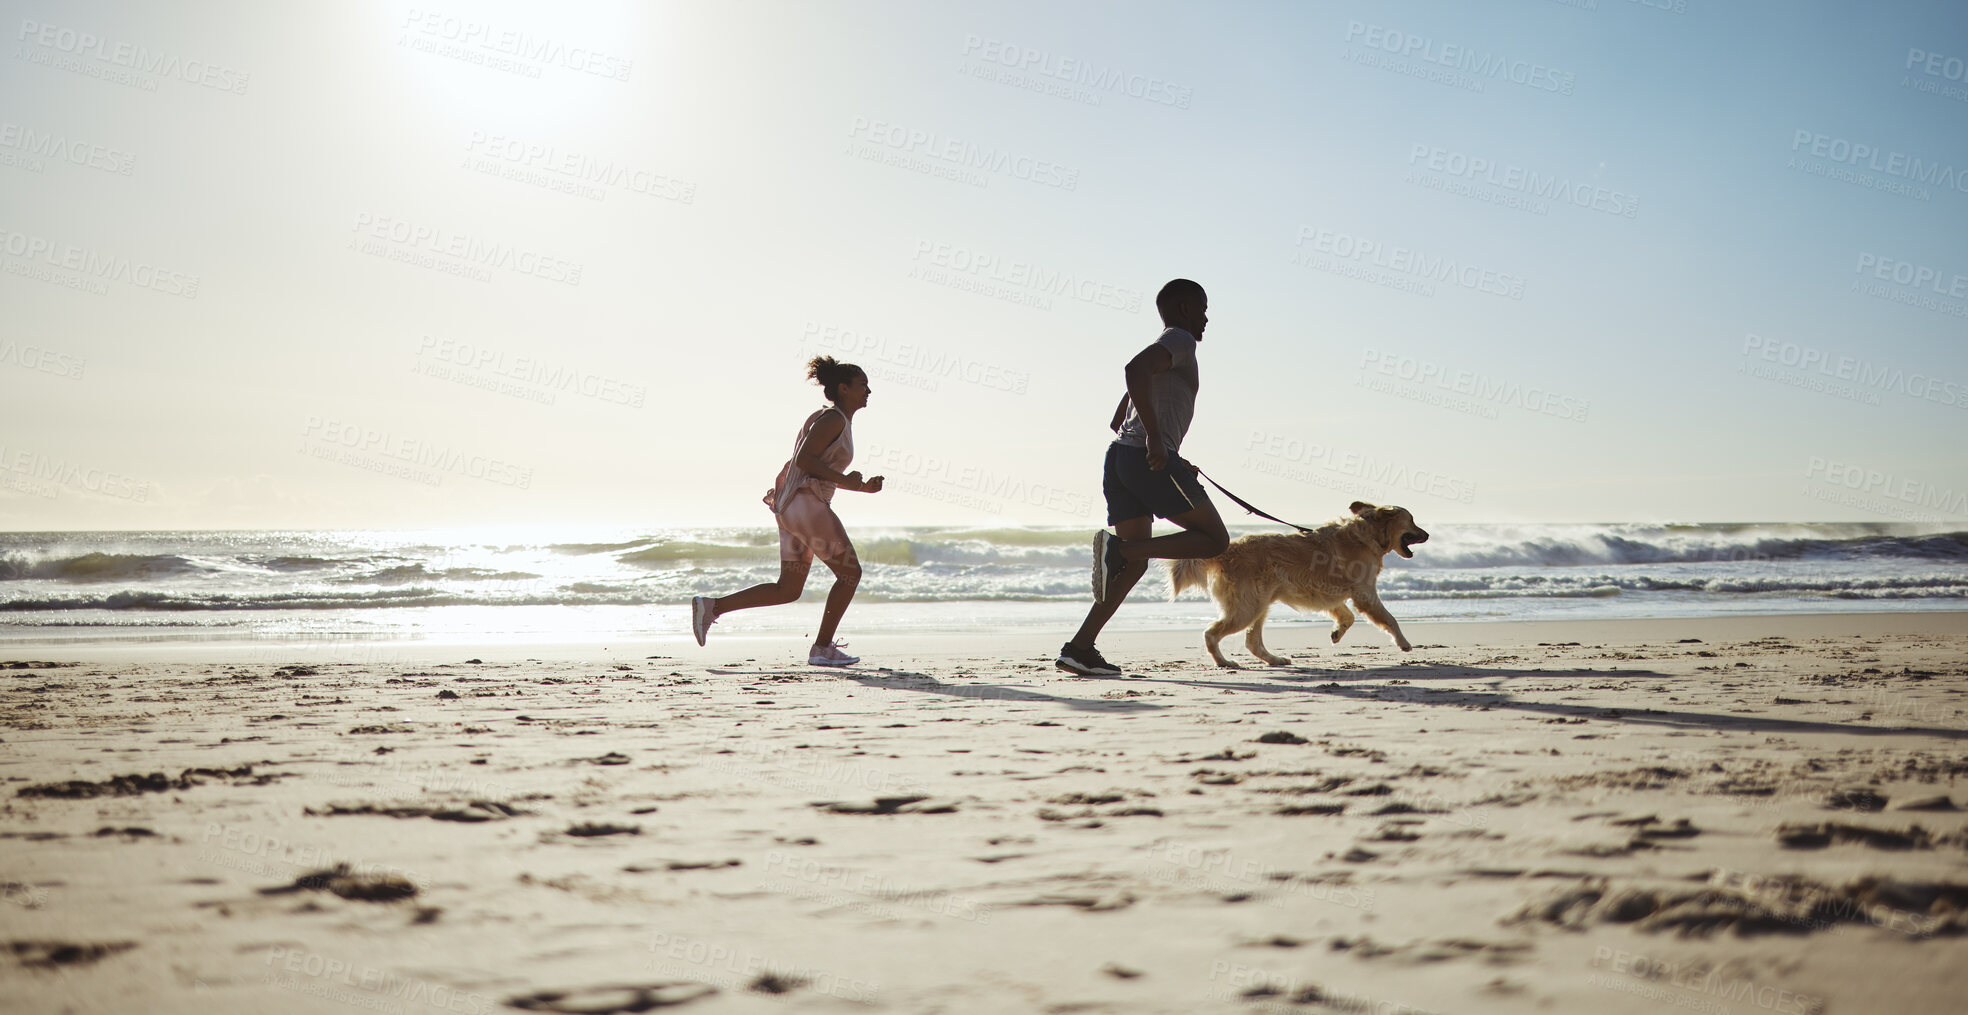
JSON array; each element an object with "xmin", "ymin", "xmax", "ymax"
[{"xmin": 1124, "ymin": 342, "xmax": 1175, "ymax": 469}]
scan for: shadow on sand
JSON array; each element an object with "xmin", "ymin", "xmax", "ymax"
[
  {"xmin": 848, "ymin": 669, "xmax": 1166, "ymax": 714},
  {"xmin": 1106, "ymin": 660, "xmax": 1968, "ymax": 741},
  {"xmin": 802, "ymin": 654, "xmax": 1964, "ymax": 740}
]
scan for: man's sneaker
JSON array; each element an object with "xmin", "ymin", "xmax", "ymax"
[
  {"xmin": 1092, "ymin": 530, "xmax": 1127, "ymax": 602},
  {"xmin": 809, "ymin": 641, "xmax": 860, "ymax": 667},
  {"xmin": 690, "ymin": 596, "xmax": 715, "ymax": 647},
  {"xmin": 1055, "ymin": 642, "xmax": 1121, "ymax": 676}
]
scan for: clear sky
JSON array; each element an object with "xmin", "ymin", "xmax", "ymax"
[{"xmin": 3, "ymin": 0, "xmax": 1965, "ymax": 531}]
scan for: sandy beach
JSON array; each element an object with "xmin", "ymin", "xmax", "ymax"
[
  {"xmin": 5, "ymin": 611, "xmax": 1967, "ymax": 1014},
  {"xmin": 9, "ymin": 0, "xmax": 1964, "ymax": 1010}
]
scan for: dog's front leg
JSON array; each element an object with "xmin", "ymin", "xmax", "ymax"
[
  {"xmin": 1354, "ymin": 593, "xmax": 1412, "ymax": 652},
  {"xmin": 1327, "ymin": 604, "xmax": 1356, "ymax": 644}
]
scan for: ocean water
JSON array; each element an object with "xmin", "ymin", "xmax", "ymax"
[{"xmin": 1, "ymin": 523, "xmax": 1964, "ymax": 649}]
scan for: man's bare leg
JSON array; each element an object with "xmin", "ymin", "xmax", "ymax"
[
  {"xmin": 1070, "ymin": 516, "xmax": 1153, "ymax": 649},
  {"xmin": 1115, "ymin": 500, "xmax": 1230, "ymax": 563}
]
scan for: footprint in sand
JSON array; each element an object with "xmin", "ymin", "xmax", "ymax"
[
  {"xmin": 307, "ymin": 800, "xmax": 527, "ymax": 822},
  {"xmin": 1013, "ymin": 890, "xmax": 1136, "ymax": 912},
  {"xmin": 1509, "ymin": 876, "xmax": 1968, "ymax": 936},
  {"xmin": 565, "ymin": 822, "xmax": 642, "ymax": 838},
  {"xmin": 1277, "ymin": 804, "xmax": 1347, "ymax": 816},
  {"xmin": 506, "ymin": 982, "xmax": 717, "ymax": 1011},
  {"xmin": 3, "ymin": 940, "xmax": 137, "ymax": 969},
  {"xmin": 810, "ymin": 795, "xmax": 960, "ymax": 815},
  {"xmin": 1775, "ymin": 821, "xmax": 1950, "ymax": 851},
  {"xmin": 259, "ymin": 864, "xmax": 418, "ymax": 902},
  {"xmin": 16, "ymin": 765, "xmax": 283, "ymax": 799},
  {"xmin": 621, "ymin": 859, "xmax": 741, "ymax": 873},
  {"xmin": 1824, "ymin": 788, "xmax": 1889, "ymax": 812}
]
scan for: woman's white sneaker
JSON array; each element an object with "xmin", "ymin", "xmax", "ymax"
[
  {"xmin": 808, "ymin": 641, "xmax": 860, "ymax": 667},
  {"xmin": 691, "ymin": 596, "xmax": 716, "ymax": 647}
]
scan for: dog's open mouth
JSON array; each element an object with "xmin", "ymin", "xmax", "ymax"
[{"xmin": 1398, "ymin": 530, "xmax": 1428, "ymax": 558}]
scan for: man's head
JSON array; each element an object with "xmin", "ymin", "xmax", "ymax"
[{"xmin": 1157, "ymin": 278, "xmax": 1207, "ymax": 338}]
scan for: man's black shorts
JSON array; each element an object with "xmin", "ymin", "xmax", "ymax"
[{"xmin": 1103, "ymin": 442, "xmax": 1211, "ymax": 525}]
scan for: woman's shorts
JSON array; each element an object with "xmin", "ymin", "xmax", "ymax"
[{"xmin": 777, "ymin": 488, "xmax": 855, "ymax": 564}]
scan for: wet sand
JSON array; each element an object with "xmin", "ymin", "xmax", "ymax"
[{"xmin": 4, "ymin": 612, "xmax": 1967, "ymax": 1013}]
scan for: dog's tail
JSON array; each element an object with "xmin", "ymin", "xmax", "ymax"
[{"xmin": 1168, "ymin": 557, "xmax": 1215, "ymax": 600}]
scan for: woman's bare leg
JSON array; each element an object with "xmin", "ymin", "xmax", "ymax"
[
  {"xmin": 812, "ymin": 550, "xmax": 861, "ymax": 650},
  {"xmin": 712, "ymin": 560, "xmax": 810, "ymax": 616}
]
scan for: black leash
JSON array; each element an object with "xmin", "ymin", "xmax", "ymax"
[{"xmin": 1193, "ymin": 467, "xmax": 1316, "ymax": 534}]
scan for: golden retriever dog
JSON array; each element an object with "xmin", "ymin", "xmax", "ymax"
[{"xmin": 1168, "ymin": 501, "xmax": 1428, "ymax": 668}]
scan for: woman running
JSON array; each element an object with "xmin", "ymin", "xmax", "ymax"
[{"xmin": 690, "ymin": 356, "xmax": 883, "ymax": 666}]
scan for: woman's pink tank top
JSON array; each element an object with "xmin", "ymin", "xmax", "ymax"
[{"xmin": 763, "ymin": 406, "xmax": 853, "ymax": 513}]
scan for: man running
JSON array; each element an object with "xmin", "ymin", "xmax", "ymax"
[{"xmin": 1057, "ymin": 278, "xmax": 1230, "ymax": 676}]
